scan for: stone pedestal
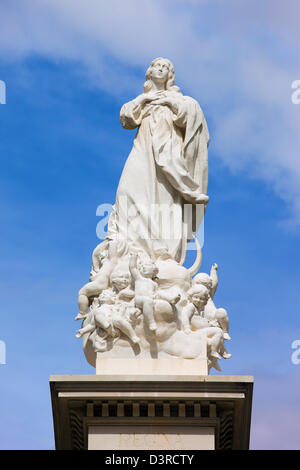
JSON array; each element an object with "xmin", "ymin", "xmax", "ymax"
[
  {"xmin": 50, "ymin": 373, "xmax": 253, "ymax": 450},
  {"xmin": 96, "ymin": 357, "xmax": 208, "ymax": 375}
]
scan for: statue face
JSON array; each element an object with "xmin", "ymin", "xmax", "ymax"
[
  {"xmin": 191, "ymin": 293, "xmax": 208, "ymax": 308},
  {"xmin": 150, "ymin": 59, "xmax": 169, "ymax": 84},
  {"xmin": 140, "ymin": 263, "xmax": 157, "ymax": 278}
]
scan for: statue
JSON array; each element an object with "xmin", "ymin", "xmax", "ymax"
[
  {"xmin": 193, "ymin": 264, "xmax": 231, "ymax": 341},
  {"xmin": 108, "ymin": 57, "xmax": 209, "ymax": 261},
  {"xmin": 76, "ymin": 58, "xmax": 231, "ymax": 372}
]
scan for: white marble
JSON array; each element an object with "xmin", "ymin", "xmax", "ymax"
[
  {"xmin": 76, "ymin": 58, "xmax": 231, "ymax": 373},
  {"xmin": 95, "ymin": 358, "xmax": 208, "ymax": 376}
]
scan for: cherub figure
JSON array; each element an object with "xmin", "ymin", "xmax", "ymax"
[
  {"xmin": 192, "ymin": 263, "xmax": 231, "ymax": 341},
  {"xmin": 129, "ymin": 253, "xmax": 159, "ymax": 332},
  {"xmin": 182, "ymin": 284, "xmax": 231, "ymax": 360},
  {"xmin": 76, "ymin": 289, "xmax": 140, "ymax": 348},
  {"xmin": 152, "ymin": 242, "xmax": 185, "ymax": 304},
  {"xmin": 110, "ymin": 269, "xmax": 142, "ymax": 325},
  {"xmin": 76, "ymin": 239, "xmax": 119, "ymax": 320}
]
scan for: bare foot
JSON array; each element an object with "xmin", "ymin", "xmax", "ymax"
[
  {"xmin": 196, "ymin": 193, "xmax": 209, "ymax": 204},
  {"xmin": 210, "ymin": 351, "xmax": 221, "ymax": 360},
  {"xmin": 186, "ymin": 192, "xmax": 209, "ymax": 204},
  {"xmin": 222, "ymin": 352, "xmax": 232, "ymax": 359},
  {"xmin": 75, "ymin": 312, "xmax": 88, "ymax": 321}
]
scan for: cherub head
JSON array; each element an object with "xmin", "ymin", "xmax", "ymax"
[
  {"xmin": 98, "ymin": 289, "xmax": 116, "ymax": 305},
  {"xmin": 110, "ymin": 271, "xmax": 131, "ymax": 292},
  {"xmin": 187, "ymin": 284, "xmax": 209, "ymax": 309},
  {"xmin": 192, "ymin": 273, "xmax": 212, "ymax": 291},
  {"xmin": 139, "ymin": 261, "xmax": 159, "ymax": 279}
]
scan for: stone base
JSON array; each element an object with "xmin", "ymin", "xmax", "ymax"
[
  {"xmin": 96, "ymin": 357, "xmax": 208, "ymax": 376},
  {"xmin": 50, "ymin": 373, "xmax": 253, "ymax": 450},
  {"xmin": 88, "ymin": 425, "xmax": 215, "ymax": 450}
]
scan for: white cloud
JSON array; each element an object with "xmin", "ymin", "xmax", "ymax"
[{"xmin": 1, "ymin": 0, "xmax": 300, "ymax": 226}]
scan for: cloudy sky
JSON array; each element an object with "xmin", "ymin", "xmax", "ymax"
[{"xmin": 0, "ymin": 0, "xmax": 299, "ymax": 449}]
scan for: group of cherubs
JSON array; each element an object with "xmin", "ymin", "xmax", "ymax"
[{"xmin": 75, "ymin": 238, "xmax": 231, "ymax": 363}]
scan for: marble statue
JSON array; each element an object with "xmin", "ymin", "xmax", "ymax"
[{"xmin": 76, "ymin": 57, "xmax": 231, "ymax": 372}]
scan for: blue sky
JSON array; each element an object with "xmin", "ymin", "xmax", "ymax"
[{"xmin": 0, "ymin": 0, "xmax": 300, "ymax": 449}]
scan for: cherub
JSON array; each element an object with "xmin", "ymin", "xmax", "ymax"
[
  {"xmin": 111, "ymin": 269, "xmax": 142, "ymax": 325},
  {"xmin": 76, "ymin": 289, "xmax": 140, "ymax": 348},
  {"xmin": 152, "ymin": 242, "xmax": 185, "ymax": 304},
  {"xmin": 76, "ymin": 239, "xmax": 119, "ymax": 320},
  {"xmin": 192, "ymin": 263, "xmax": 231, "ymax": 341},
  {"xmin": 129, "ymin": 253, "xmax": 159, "ymax": 332},
  {"xmin": 182, "ymin": 284, "xmax": 231, "ymax": 360}
]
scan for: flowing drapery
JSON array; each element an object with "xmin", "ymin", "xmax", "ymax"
[{"xmin": 107, "ymin": 90, "xmax": 209, "ymax": 262}]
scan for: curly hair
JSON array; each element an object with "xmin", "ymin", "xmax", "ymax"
[
  {"xmin": 143, "ymin": 57, "xmax": 180, "ymax": 93},
  {"xmin": 187, "ymin": 284, "xmax": 209, "ymax": 301}
]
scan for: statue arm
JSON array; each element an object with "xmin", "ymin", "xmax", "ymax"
[
  {"xmin": 129, "ymin": 253, "xmax": 140, "ymax": 281},
  {"xmin": 210, "ymin": 263, "xmax": 218, "ymax": 298},
  {"xmin": 120, "ymin": 96, "xmax": 143, "ymax": 130},
  {"xmin": 151, "ymin": 93, "xmax": 180, "ymax": 115},
  {"xmin": 172, "ymin": 97, "xmax": 189, "ymax": 128},
  {"xmin": 173, "ymin": 96, "xmax": 209, "ymax": 151},
  {"xmin": 107, "ymin": 239, "xmax": 119, "ymax": 261},
  {"xmin": 91, "ymin": 239, "xmax": 109, "ymax": 272},
  {"xmin": 182, "ymin": 303, "xmax": 196, "ymax": 332}
]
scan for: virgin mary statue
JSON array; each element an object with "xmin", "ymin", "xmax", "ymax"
[{"xmin": 107, "ymin": 57, "xmax": 209, "ymax": 263}]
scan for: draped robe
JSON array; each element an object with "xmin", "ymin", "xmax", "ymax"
[{"xmin": 107, "ymin": 89, "xmax": 209, "ymax": 263}]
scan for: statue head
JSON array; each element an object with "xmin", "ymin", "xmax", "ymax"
[
  {"xmin": 193, "ymin": 272, "xmax": 212, "ymax": 291},
  {"xmin": 98, "ymin": 289, "xmax": 116, "ymax": 305},
  {"xmin": 139, "ymin": 261, "xmax": 159, "ymax": 279},
  {"xmin": 110, "ymin": 271, "xmax": 131, "ymax": 292},
  {"xmin": 187, "ymin": 284, "xmax": 209, "ymax": 308},
  {"xmin": 144, "ymin": 57, "xmax": 180, "ymax": 93}
]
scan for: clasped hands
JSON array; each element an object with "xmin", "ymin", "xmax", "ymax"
[{"xmin": 137, "ymin": 91, "xmax": 178, "ymax": 114}]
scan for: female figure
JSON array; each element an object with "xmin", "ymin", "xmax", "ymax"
[{"xmin": 107, "ymin": 58, "xmax": 209, "ymax": 263}]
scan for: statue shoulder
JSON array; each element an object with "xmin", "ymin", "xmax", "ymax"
[{"xmin": 181, "ymin": 94, "xmax": 203, "ymax": 110}]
